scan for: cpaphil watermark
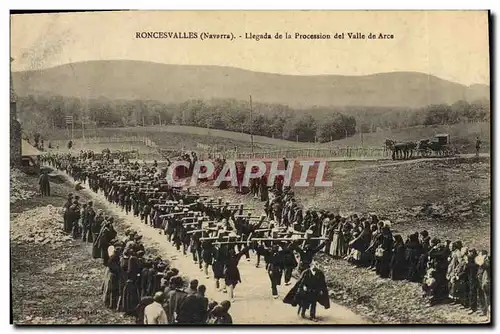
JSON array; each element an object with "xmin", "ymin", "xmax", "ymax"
[{"xmin": 165, "ymin": 159, "xmax": 332, "ymax": 188}]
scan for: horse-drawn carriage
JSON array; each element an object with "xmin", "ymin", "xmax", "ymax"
[
  {"xmin": 416, "ymin": 134, "xmax": 457, "ymax": 157},
  {"xmin": 385, "ymin": 134, "xmax": 457, "ymax": 160}
]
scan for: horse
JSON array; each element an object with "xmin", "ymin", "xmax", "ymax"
[{"xmin": 385, "ymin": 139, "xmax": 417, "ymax": 160}]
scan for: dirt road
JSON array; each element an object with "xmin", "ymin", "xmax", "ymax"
[{"xmin": 65, "ymin": 174, "xmax": 369, "ymax": 325}]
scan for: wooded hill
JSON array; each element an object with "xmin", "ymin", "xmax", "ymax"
[{"xmin": 13, "ymin": 60, "xmax": 489, "ymax": 109}]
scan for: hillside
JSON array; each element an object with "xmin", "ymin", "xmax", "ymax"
[
  {"xmin": 46, "ymin": 122, "xmax": 489, "ymax": 155},
  {"xmin": 12, "ymin": 60, "xmax": 489, "ymax": 109},
  {"xmin": 325, "ymin": 122, "xmax": 490, "ymax": 153},
  {"xmin": 46, "ymin": 125, "xmax": 311, "ymax": 153}
]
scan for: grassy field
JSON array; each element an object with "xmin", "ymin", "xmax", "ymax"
[
  {"xmin": 46, "ymin": 125, "xmax": 310, "ymax": 152},
  {"xmin": 45, "ymin": 122, "xmax": 490, "ymax": 155},
  {"xmin": 296, "ymin": 156, "xmax": 491, "ymax": 251},
  {"xmin": 329, "ymin": 122, "xmax": 490, "ymax": 153}
]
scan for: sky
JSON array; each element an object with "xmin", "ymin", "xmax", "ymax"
[{"xmin": 10, "ymin": 10, "xmax": 490, "ymax": 86}]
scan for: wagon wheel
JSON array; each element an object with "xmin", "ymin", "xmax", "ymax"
[{"xmin": 422, "ymin": 148, "xmax": 432, "ymax": 157}]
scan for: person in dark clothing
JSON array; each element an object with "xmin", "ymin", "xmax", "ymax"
[
  {"xmin": 142, "ymin": 202, "xmax": 152, "ymax": 225},
  {"xmin": 281, "ymin": 241, "xmax": 298, "ymax": 286},
  {"xmin": 390, "ymin": 234, "xmax": 407, "ymax": 280},
  {"xmin": 293, "ymin": 240, "xmax": 327, "ymax": 274},
  {"xmin": 85, "ymin": 202, "xmax": 96, "ymax": 243},
  {"xmin": 348, "ymin": 221, "xmax": 372, "ymax": 267},
  {"xmin": 167, "ymin": 277, "xmax": 188, "ymax": 324},
  {"xmin": 209, "ymin": 300, "xmax": 233, "ymax": 324},
  {"xmin": 375, "ymin": 225, "xmax": 393, "ymax": 278},
  {"xmin": 424, "ymin": 239, "xmax": 449, "ymax": 306},
  {"xmin": 283, "ymin": 261, "xmax": 330, "ymax": 321},
  {"xmin": 102, "ymin": 251, "xmax": 121, "ymax": 310},
  {"xmin": 213, "ymin": 245, "xmax": 228, "ymax": 293},
  {"xmin": 117, "ymin": 255, "xmax": 141, "ymax": 316},
  {"xmin": 79, "ymin": 203, "xmax": 88, "ymax": 241},
  {"xmin": 224, "ymin": 245, "xmax": 250, "ymax": 301},
  {"xmin": 405, "ymin": 233, "xmax": 423, "ymax": 282},
  {"xmin": 201, "ymin": 241, "xmax": 215, "ymax": 279},
  {"xmin": 91, "ymin": 210, "xmax": 105, "ymax": 258},
  {"xmin": 475, "ymin": 136, "xmax": 481, "ymax": 158},
  {"xmin": 177, "ymin": 283, "xmax": 208, "ymax": 324},
  {"xmin": 63, "ymin": 194, "xmax": 73, "ymax": 233},
  {"xmin": 69, "ymin": 202, "xmax": 81, "ymax": 239},
  {"xmin": 465, "ymin": 249, "xmax": 479, "ymax": 315},
  {"xmin": 266, "ymin": 245, "xmax": 284, "ymax": 298},
  {"xmin": 38, "ymin": 170, "xmax": 50, "ymax": 196},
  {"xmin": 259, "ymin": 175, "xmax": 269, "ymax": 202},
  {"xmin": 94, "ymin": 218, "xmax": 117, "ymax": 266},
  {"xmin": 476, "ymin": 251, "xmax": 491, "ymax": 320},
  {"xmin": 197, "ymin": 285, "xmax": 209, "ymax": 323}
]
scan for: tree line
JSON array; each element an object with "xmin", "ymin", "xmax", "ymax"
[{"xmin": 16, "ymin": 95, "xmax": 490, "ymax": 143}]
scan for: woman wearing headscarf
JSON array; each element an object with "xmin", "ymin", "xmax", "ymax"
[
  {"xmin": 476, "ymin": 250, "xmax": 490, "ymax": 321},
  {"xmin": 117, "ymin": 253, "xmax": 141, "ymax": 316},
  {"xmin": 102, "ymin": 248, "xmax": 121, "ymax": 310},
  {"xmin": 348, "ymin": 220, "xmax": 372, "ymax": 267},
  {"xmin": 405, "ymin": 233, "xmax": 423, "ymax": 282},
  {"xmin": 447, "ymin": 241, "xmax": 464, "ymax": 304},
  {"xmin": 374, "ymin": 224, "xmax": 393, "ymax": 278},
  {"xmin": 365, "ymin": 222, "xmax": 381, "ymax": 270},
  {"xmin": 390, "ymin": 234, "xmax": 406, "ymax": 280},
  {"xmin": 416, "ymin": 231, "xmax": 431, "ymax": 281},
  {"xmin": 465, "ymin": 248, "xmax": 479, "ymax": 315},
  {"xmin": 425, "ymin": 238, "xmax": 449, "ymax": 306},
  {"xmin": 93, "ymin": 217, "xmax": 117, "ymax": 266}
]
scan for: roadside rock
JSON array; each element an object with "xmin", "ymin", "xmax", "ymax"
[
  {"xmin": 10, "ymin": 168, "xmax": 37, "ymax": 203},
  {"xmin": 10, "ymin": 205, "xmax": 72, "ymax": 248}
]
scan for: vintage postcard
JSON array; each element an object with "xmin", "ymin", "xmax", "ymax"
[{"xmin": 10, "ymin": 10, "xmax": 491, "ymax": 325}]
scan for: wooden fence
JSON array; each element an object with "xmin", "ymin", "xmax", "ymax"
[
  {"xmin": 81, "ymin": 136, "xmax": 158, "ymax": 148},
  {"xmin": 54, "ymin": 136, "xmax": 391, "ymax": 162},
  {"xmin": 199, "ymin": 146, "xmax": 391, "ymax": 160}
]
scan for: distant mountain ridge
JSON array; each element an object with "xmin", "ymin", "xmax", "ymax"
[{"xmin": 12, "ymin": 60, "xmax": 490, "ymax": 109}]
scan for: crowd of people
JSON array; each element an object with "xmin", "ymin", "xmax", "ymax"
[
  {"xmin": 41, "ymin": 150, "xmax": 491, "ymax": 324},
  {"xmin": 227, "ymin": 158, "xmax": 492, "ymax": 320},
  {"xmin": 45, "ymin": 152, "xmax": 331, "ymax": 323}
]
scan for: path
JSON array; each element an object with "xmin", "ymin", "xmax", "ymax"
[{"xmin": 60, "ymin": 172, "xmax": 369, "ymax": 325}]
